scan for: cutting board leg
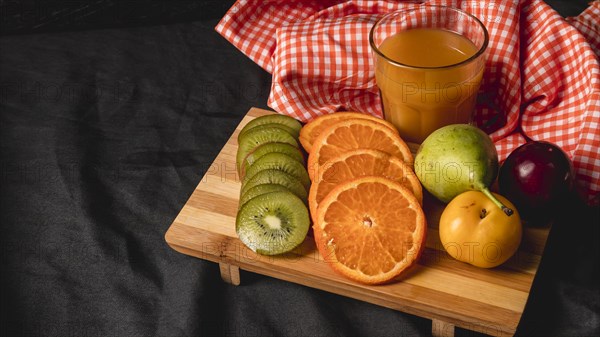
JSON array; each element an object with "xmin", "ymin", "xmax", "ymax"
[
  {"xmin": 432, "ymin": 319, "xmax": 455, "ymax": 337},
  {"xmin": 219, "ymin": 263, "xmax": 241, "ymax": 285}
]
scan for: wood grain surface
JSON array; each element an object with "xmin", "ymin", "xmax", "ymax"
[{"xmin": 165, "ymin": 107, "xmax": 551, "ymax": 337}]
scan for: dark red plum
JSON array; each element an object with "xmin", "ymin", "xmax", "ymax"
[{"xmin": 498, "ymin": 141, "xmax": 574, "ymax": 222}]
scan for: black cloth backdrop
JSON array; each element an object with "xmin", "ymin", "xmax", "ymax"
[{"xmin": 1, "ymin": 1, "xmax": 598, "ymax": 336}]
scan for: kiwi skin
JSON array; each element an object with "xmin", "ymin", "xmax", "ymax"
[
  {"xmin": 241, "ymin": 142, "xmax": 305, "ymax": 177},
  {"xmin": 240, "ymin": 169, "xmax": 308, "ymax": 202},
  {"xmin": 236, "ymin": 127, "xmax": 298, "ymax": 174},
  {"xmin": 236, "ymin": 191, "xmax": 309, "ymax": 255},
  {"xmin": 240, "ymin": 114, "xmax": 302, "ymax": 138},
  {"xmin": 244, "ymin": 153, "xmax": 311, "ymax": 192},
  {"xmin": 239, "ymin": 184, "xmax": 290, "ymax": 209},
  {"xmin": 238, "ymin": 123, "xmax": 299, "ymax": 141}
]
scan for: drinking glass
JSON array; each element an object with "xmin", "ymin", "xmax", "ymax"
[{"xmin": 370, "ymin": 6, "xmax": 489, "ymax": 143}]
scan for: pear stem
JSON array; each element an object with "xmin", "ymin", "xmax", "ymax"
[{"xmin": 480, "ymin": 187, "xmax": 514, "ymax": 216}]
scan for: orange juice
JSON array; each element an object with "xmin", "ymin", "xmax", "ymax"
[{"xmin": 374, "ymin": 28, "xmax": 485, "ymax": 143}]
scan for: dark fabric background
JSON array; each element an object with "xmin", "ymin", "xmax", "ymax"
[{"xmin": 1, "ymin": 1, "xmax": 598, "ymax": 336}]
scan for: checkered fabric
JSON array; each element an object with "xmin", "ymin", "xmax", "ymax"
[
  {"xmin": 567, "ymin": 1, "xmax": 600, "ymax": 56},
  {"xmin": 216, "ymin": 0, "xmax": 600, "ymax": 205}
]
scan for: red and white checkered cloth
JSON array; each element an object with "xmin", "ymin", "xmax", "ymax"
[
  {"xmin": 216, "ymin": 0, "xmax": 600, "ymax": 205},
  {"xmin": 567, "ymin": 1, "xmax": 600, "ymax": 56}
]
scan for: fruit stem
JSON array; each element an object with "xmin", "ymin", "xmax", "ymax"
[{"xmin": 480, "ymin": 187, "xmax": 514, "ymax": 216}]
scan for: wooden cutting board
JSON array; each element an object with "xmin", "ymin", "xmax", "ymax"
[{"xmin": 165, "ymin": 107, "xmax": 550, "ymax": 337}]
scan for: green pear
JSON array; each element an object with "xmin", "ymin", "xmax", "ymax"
[{"xmin": 415, "ymin": 124, "xmax": 513, "ymax": 216}]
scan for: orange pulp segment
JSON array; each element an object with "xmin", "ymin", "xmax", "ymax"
[
  {"xmin": 299, "ymin": 112, "xmax": 398, "ymax": 153},
  {"xmin": 309, "ymin": 149, "xmax": 422, "ymax": 223},
  {"xmin": 313, "ymin": 176, "xmax": 426, "ymax": 285},
  {"xmin": 307, "ymin": 119, "xmax": 413, "ymax": 180}
]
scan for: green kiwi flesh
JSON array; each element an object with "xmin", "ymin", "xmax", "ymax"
[
  {"xmin": 240, "ymin": 114, "xmax": 302, "ymax": 139},
  {"xmin": 241, "ymin": 169, "xmax": 307, "ymax": 202},
  {"xmin": 239, "ymin": 184, "xmax": 290, "ymax": 209},
  {"xmin": 236, "ymin": 191, "xmax": 309, "ymax": 255},
  {"xmin": 244, "ymin": 153, "xmax": 310, "ymax": 191},
  {"xmin": 236, "ymin": 127, "xmax": 298, "ymax": 174},
  {"xmin": 241, "ymin": 142, "xmax": 305, "ymax": 176}
]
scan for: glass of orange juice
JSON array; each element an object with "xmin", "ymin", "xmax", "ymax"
[{"xmin": 369, "ymin": 6, "xmax": 488, "ymax": 144}]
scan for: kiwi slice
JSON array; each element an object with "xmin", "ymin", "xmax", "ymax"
[
  {"xmin": 238, "ymin": 123, "xmax": 299, "ymax": 141},
  {"xmin": 244, "ymin": 153, "xmax": 310, "ymax": 191},
  {"xmin": 239, "ymin": 184, "xmax": 290, "ymax": 209},
  {"xmin": 236, "ymin": 127, "xmax": 299, "ymax": 174},
  {"xmin": 241, "ymin": 169, "xmax": 307, "ymax": 202},
  {"xmin": 241, "ymin": 142, "xmax": 305, "ymax": 177},
  {"xmin": 236, "ymin": 191, "xmax": 309, "ymax": 255},
  {"xmin": 240, "ymin": 114, "xmax": 302, "ymax": 139}
]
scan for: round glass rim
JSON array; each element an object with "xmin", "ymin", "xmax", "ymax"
[{"xmin": 369, "ymin": 5, "xmax": 490, "ymax": 70}]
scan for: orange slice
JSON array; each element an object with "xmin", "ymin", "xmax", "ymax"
[
  {"xmin": 313, "ymin": 176, "xmax": 426, "ymax": 285},
  {"xmin": 307, "ymin": 119, "xmax": 413, "ymax": 180},
  {"xmin": 299, "ymin": 112, "xmax": 397, "ymax": 153},
  {"xmin": 309, "ymin": 149, "xmax": 422, "ymax": 223}
]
